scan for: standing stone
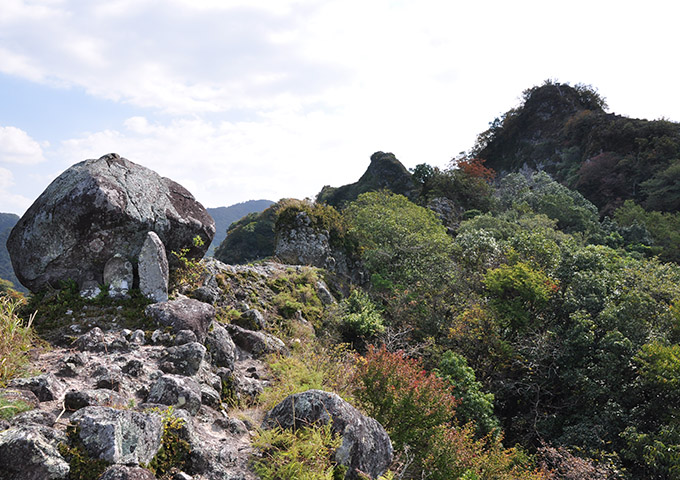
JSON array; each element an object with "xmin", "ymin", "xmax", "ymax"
[
  {"xmin": 103, "ymin": 254, "xmax": 134, "ymax": 298},
  {"xmin": 139, "ymin": 232, "xmax": 169, "ymax": 303},
  {"xmin": 6, "ymin": 153, "xmax": 215, "ymax": 292}
]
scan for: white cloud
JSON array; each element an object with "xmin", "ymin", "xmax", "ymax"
[
  {"xmin": 0, "ymin": 166, "xmax": 34, "ymax": 213},
  {"xmin": 0, "ymin": 126, "xmax": 46, "ymax": 165}
]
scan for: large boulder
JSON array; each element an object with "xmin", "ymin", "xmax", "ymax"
[
  {"xmin": 262, "ymin": 389, "xmax": 393, "ymax": 479},
  {"xmin": 0, "ymin": 425, "xmax": 70, "ymax": 480},
  {"xmin": 145, "ymin": 297, "xmax": 215, "ymax": 342},
  {"xmin": 69, "ymin": 406, "xmax": 162, "ymax": 465},
  {"xmin": 6, "ymin": 153, "xmax": 215, "ymax": 292}
]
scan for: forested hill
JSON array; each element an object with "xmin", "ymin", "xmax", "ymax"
[
  {"xmin": 474, "ymin": 81, "xmax": 680, "ymax": 215},
  {"xmin": 206, "ymin": 200, "xmax": 274, "ymax": 255}
]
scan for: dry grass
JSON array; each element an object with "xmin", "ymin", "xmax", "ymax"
[{"xmin": 0, "ymin": 295, "xmax": 38, "ymax": 386}]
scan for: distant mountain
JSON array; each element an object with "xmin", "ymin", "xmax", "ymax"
[
  {"xmin": 206, "ymin": 200, "xmax": 274, "ymax": 256},
  {"xmin": 0, "ymin": 213, "xmax": 26, "ymax": 292},
  {"xmin": 474, "ymin": 81, "xmax": 680, "ymax": 215},
  {"xmin": 317, "ymin": 151, "xmax": 420, "ymax": 208}
]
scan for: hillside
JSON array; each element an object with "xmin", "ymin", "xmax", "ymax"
[
  {"xmin": 475, "ymin": 81, "xmax": 680, "ymax": 215},
  {"xmin": 0, "ymin": 213, "xmax": 24, "ymax": 292},
  {"xmin": 206, "ymin": 200, "xmax": 274, "ymax": 256}
]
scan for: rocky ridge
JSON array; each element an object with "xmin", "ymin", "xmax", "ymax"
[{"xmin": 0, "ymin": 259, "xmax": 391, "ymax": 480}]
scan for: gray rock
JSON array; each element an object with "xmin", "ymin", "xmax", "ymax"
[
  {"xmin": 64, "ymin": 389, "xmax": 127, "ymax": 411},
  {"xmin": 129, "ymin": 329, "xmax": 146, "ymax": 345},
  {"xmin": 99, "ymin": 465, "xmax": 157, "ymax": 480},
  {"xmin": 205, "ymin": 323, "xmax": 237, "ymax": 370},
  {"xmin": 10, "ymin": 410, "xmax": 56, "ymax": 427},
  {"xmin": 138, "ymin": 231, "xmax": 169, "ymax": 303},
  {"xmin": 174, "ymin": 329, "xmax": 198, "ymax": 345},
  {"xmin": 70, "ymin": 406, "xmax": 162, "ymax": 465},
  {"xmin": 151, "ymin": 329, "xmax": 173, "ymax": 346},
  {"xmin": 8, "ymin": 373, "xmax": 65, "ymax": 402},
  {"xmin": 74, "ymin": 326, "xmax": 106, "ymax": 352},
  {"xmin": 275, "ymin": 211, "xmax": 333, "ymax": 267},
  {"xmin": 225, "ymin": 324, "xmax": 286, "ymax": 358},
  {"xmin": 159, "ymin": 342, "xmax": 207, "ymax": 376},
  {"xmin": 122, "ymin": 359, "xmax": 144, "ymax": 377},
  {"xmin": 145, "ymin": 297, "xmax": 215, "ymax": 342},
  {"xmin": 263, "ymin": 390, "xmax": 393, "ymax": 480},
  {"xmin": 316, "ymin": 280, "xmax": 336, "ymax": 305},
  {"xmin": 147, "ymin": 374, "xmax": 202, "ymax": 415},
  {"xmin": 200, "ymin": 384, "xmax": 222, "ymax": 408},
  {"xmin": 57, "ymin": 352, "xmax": 86, "ymax": 377},
  {"xmin": 0, "ymin": 388, "xmax": 40, "ymax": 410},
  {"xmin": 0, "ymin": 425, "xmax": 70, "ymax": 479},
  {"xmin": 104, "ymin": 254, "xmax": 134, "ymax": 298},
  {"xmin": 94, "ymin": 364, "xmax": 123, "ymax": 391},
  {"xmin": 233, "ymin": 309, "xmax": 267, "ymax": 331},
  {"xmin": 6, "ymin": 153, "xmax": 215, "ymax": 293}
]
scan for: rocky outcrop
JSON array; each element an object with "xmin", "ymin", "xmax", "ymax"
[
  {"xmin": 6, "ymin": 153, "xmax": 215, "ymax": 292},
  {"xmin": 263, "ymin": 389, "xmax": 393, "ymax": 480},
  {"xmin": 317, "ymin": 151, "xmax": 420, "ymax": 207}
]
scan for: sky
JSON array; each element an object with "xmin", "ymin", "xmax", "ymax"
[{"xmin": 2, "ymin": 0, "xmax": 680, "ymax": 216}]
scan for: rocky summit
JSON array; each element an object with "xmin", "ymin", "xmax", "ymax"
[{"xmin": 6, "ymin": 153, "xmax": 215, "ymax": 293}]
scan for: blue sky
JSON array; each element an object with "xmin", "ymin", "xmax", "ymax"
[{"xmin": 2, "ymin": 0, "xmax": 679, "ymax": 215}]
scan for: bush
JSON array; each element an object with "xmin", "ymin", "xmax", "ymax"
[
  {"xmin": 339, "ymin": 289, "xmax": 385, "ymax": 347},
  {"xmin": 353, "ymin": 346, "xmax": 545, "ymax": 479},
  {"xmin": 353, "ymin": 346, "xmax": 458, "ymax": 455}
]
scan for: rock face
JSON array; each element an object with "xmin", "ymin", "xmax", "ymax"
[
  {"xmin": 275, "ymin": 211, "xmax": 334, "ymax": 267},
  {"xmin": 69, "ymin": 406, "xmax": 162, "ymax": 465},
  {"xmin": 6, "ymin": 153, "xmax": 215, "ymax": 292},
  {"xmin": 263, "ymin": 389, "xmax": 393, "ymax": 480},
  {"xmin": 138, "ymin": 232, "xmax": 169, "ymax": 302}
]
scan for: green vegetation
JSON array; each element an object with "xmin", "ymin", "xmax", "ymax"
[
  {"xmin": 214, "ymin": 203, "xmax": 279, "ymax": 264},
  {"xmin": 170, "ymin": 235, "xmax": 207, "ymax": 292},
  {"xmin": 0, "ymin": 394, "xmax": 31, "ymax": 420},
  {"xmin": 146, "ymin": 407, "xmax": 192, "ymax": 477},
  {"xmin": 20, "ymin": 281, "xmax": 153, "ymax": 336},
  {"xmin": 0, "ymin": 295, "xmax": 38, "ymax": 386},
  {"xmin": 58, "ymin": 425, "xmax": 110, "ymax": 480},
  {"xmin": 252, "ymin": 423, "xmax": 345, "ymax": 480},
  {"xmin": 206, "ymin": 200, "xmax": 273, "ymax": 255}
]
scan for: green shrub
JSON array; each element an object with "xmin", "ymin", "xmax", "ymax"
[
  {"xmin": 146, "ymin": 407, "xmax": 192, "ymax": 477},
  {"xmin": 437, "ymin": 351, "xmax": 500, "ymax": 437},
  {"xmin": 338, "ymin": 289, "xmax": 385, "ymax": 346}
]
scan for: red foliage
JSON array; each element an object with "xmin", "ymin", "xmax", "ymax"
[
  {"xmin": 458, "ymin": 158, "xmax": 497, "ymax": 182},
  {"xmin": 353, "ymin": 346, "xmax": 458, "ymax": 452}
]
